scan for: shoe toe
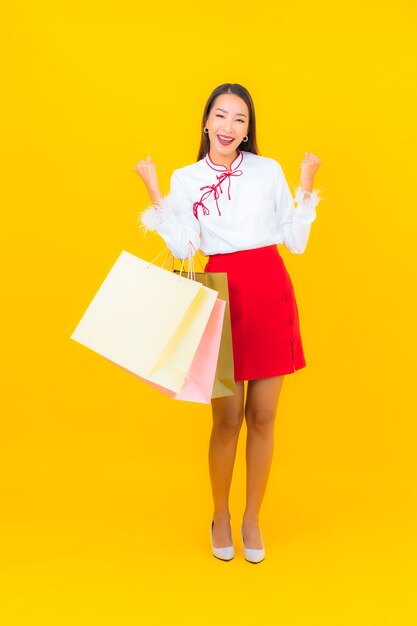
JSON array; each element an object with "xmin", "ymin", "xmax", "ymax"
[
  {"xmin": 243, "ymin": 546, "xmax": 265, "ymax": 563},
  {"xmin": 212, "ymin": 545, "xmax": 234, "ymax": 560}
]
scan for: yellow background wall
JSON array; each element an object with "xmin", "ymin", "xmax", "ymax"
[{"xmin": 1, "ymin": 0, "xmax": 416, "ymax": 624}]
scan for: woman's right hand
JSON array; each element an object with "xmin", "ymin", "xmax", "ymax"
[{"xmin": 133, "ymin": 156, "xmax": 159, "ymax": 191}]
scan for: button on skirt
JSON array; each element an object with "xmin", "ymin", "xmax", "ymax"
[{"xmin": 204, "ymin": 244, "xmax": 306, "ymax": 381}]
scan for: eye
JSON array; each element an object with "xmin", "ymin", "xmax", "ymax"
[{"xmin": 216, "ymin": 114, "xmax": 245, "ymax": 123}]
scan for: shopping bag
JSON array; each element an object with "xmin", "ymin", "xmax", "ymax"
[
  {"xmin": 70, "ymin": 249, "xmax": 219, "ymax": 393},
  {"xmin": 172, "ymin": 249, "xmax": 236, "ymax": 399},
  {"xmin": 98, "ymin": 246, "xmax": 226, "ymax": 403}
]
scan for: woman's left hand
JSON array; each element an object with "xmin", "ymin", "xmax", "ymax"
[{"xmin": 300, "ymin": 152, "xmax": 322, "ymax": 185}]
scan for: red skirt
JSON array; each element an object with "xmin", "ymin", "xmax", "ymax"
[{"xmin": 204, "ymin": 245, "xmax": 306, "ymax": 381}]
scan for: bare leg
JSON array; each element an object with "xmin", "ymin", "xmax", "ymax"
[
  {"xmin": 242, "ymin": 375, "xmax": 285, "ymax": 548},
  {"xmin": 209, "ymin": 381, "xmax": 245, "ymax": 547}
]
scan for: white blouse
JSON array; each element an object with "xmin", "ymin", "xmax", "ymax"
[{"xmin": 138, "ymin": 149, "xmax": 322, "ymax": 260}]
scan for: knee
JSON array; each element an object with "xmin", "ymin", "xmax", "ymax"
[
  {"xmin": 245, "ymin": 408, "xmax": 275, "ymax": 433},
  {"xmin": 213, "ymin": 412, "xmax": 244, "ymax": 437}
]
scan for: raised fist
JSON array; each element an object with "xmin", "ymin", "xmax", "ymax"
[
  {"xmin": 300, "ymin": 152, "xmax": 322, "ymax": 182},
  {"xmin": 133, "ymin": 156, "xmax": 159, "ymax": 190}
]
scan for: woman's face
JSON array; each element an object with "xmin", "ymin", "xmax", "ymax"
[{"xmin": 205, "ymin": 93, "xmax": 250, "ymax": 159}]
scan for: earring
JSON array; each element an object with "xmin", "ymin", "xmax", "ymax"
[
  {"xmin": 242, "ymin": 135, "xmax": 248, "ymax": 142},
  {"xmin": 204, "ymin": 127, "xmax": 209, "ymax": 134}
]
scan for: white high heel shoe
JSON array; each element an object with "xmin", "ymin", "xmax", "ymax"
[
  {"xmin": 241, "ymin": 524, "xmax": 265, "ymax": 563},
  {"xmin": 210, "ymin": 520, "xmax": 234, "ymax": 561}
]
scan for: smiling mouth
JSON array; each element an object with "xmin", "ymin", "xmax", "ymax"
[{"xmin": 217, "ymin": 135, "xmax": 235, "ymax": 145}]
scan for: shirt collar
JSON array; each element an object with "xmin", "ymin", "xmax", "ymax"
[{"xmin": 205, "ymin": 149, "xmax": 244, "ymax": 173}]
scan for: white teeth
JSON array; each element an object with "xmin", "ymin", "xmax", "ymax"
[{"xmin": 218, "ymin": 135, "xmax": 233, "ymax": 141}]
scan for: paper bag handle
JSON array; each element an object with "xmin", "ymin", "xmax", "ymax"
[{"xmin": 150, "ymin": 242, "xmax": 205, "ymax": 279}]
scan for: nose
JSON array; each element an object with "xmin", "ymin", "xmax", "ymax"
[{"xmin": 222, "ymin": 119, "xmax": 233, "ymax": 134}]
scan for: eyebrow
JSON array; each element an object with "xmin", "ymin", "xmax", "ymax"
[{"xmin": 215, "ymin": 107, "xmax": 247, "ymax": 118}]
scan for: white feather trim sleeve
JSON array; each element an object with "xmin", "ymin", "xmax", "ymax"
[
  {"xmin": 137, "ymin": 170, "xmax": 201, "ymax": 260},
  {"xmin": 274, "ymin": 162, "xmax": 323, "ymax": 254}
]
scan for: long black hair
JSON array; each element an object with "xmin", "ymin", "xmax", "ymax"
[{"xmin": 196, "ymin": 83, "xmax": 260, "ymax": 161}]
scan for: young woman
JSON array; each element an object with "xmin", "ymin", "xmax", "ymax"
[{"xmin": 134, "ymin": 83, "xmax": 322, "ymax": 563}]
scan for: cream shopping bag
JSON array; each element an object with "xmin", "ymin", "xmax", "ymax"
[{"xmin": 70, "ymin": 249, "xmax": 219, "ymax": 393}]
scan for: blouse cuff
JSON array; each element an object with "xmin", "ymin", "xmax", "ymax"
[
  {"xmin": 293, "ymin": 186, "xmax": 323, "ymax": 220},
  {"xmin": 137, "ymin": 193, "xmax": 175, "ymax": 233}
]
